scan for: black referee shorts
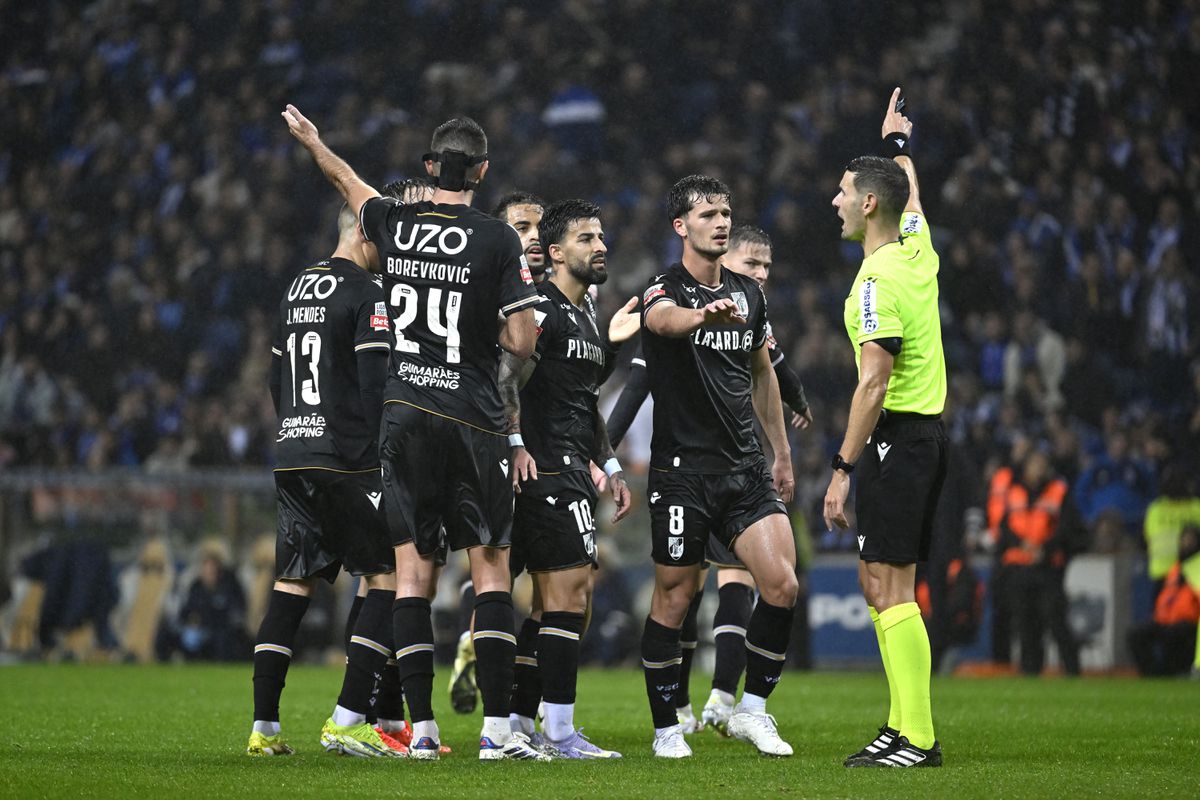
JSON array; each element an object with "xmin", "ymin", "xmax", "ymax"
[
  {"xmin": 512, "ymin": 469, "xmax": 600, "ymax": 574},
  {"xmin": 856, "ymin": 412, "xmax": 948, "ymax": 565},
  {"xmin": 380, "ymin": 402, "xmax": 514, "ymax": 558},
  {"xmin": 648, "ymin": 457, "xmax": 786, "ymax": 567},
  {"xmin": 274, "ymin": 468, "xmax": 394, "ymax": 582}
]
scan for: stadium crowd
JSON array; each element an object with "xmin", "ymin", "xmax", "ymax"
[{"xmin": 1, "ymin": 0, "xmax": 1198, "ymax": 665}]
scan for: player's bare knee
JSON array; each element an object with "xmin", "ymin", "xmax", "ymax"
[
  {"xmin": 274, "ymin": 578, "xmax": 314, "ymax": 597},
  {"xmin": 760, "ymin": 571, "xmax": 799, "ymax": 608}
]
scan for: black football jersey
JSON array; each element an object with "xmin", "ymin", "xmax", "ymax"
[
  {"xmin": 360, "ymin": 196, "xmax": 540, "ymax": 432},
  {"xmin": 272, "ymin": 257, "xmax": 391, "ymax": 470},
  {"xmin": 520, "ymin": 282, "xmax": 608, "ymax": 473},
  {"xmin": 640, "ymin": 263, "xmax": 769, "ymax": 473}
]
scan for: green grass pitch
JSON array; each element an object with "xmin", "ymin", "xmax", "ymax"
[{"xmin": 1, "ymin": 664, "xmax": 1196, "ymax": 798}]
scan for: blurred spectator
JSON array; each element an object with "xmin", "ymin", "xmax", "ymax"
[
  {"xmin": 990, "ymin": 449, "xmax": 1080, "ymax": 676},
  {"xmin": 1074, "ymin": 431, "xmax": 1156, "ymax": 534},
  {"xmin": 1142, "ymin": 464, "xmax": 1200, "ymax": 591},
  {"xmin": 156, "ymin": 549, "xmax": 248, "ymax": 662},
  {"xmin": 1127, "ymin": 526, "xmax": 1200, "ymax": 677},
  {"xmin": 20, "ymin": 538, "xmax": 119, "ymax": 654}
]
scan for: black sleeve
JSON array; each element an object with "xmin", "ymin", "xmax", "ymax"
[
  {"xmin": 268, "ymin": 353, "xmax": 282, "ymax": 416},
  {"xmin": 772, "ymin": 346, "xmax": 808, "ymax": 413},
  {"xmin": 606, "ymin": 344, "xmax": 649, "ymax": 449},
  {"xmin": 356, "ymin": 348, "xmax": 389, "ymax": 442}
]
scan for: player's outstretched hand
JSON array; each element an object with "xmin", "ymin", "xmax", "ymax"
[
  {"xmin": 823, "ymin": 470, "xmax": 850, "ymax": 531},
  {"xmin": 702, "ymin": 298, "xmax": 746, "ymax": 326},
  {"xmin": 609, "ymin": 473, "xmax": 632, "ymax": 523},
  {"xmin": 608, "ymin": 296, "xmax": 641, "ymax": 344},
  {"xmin": 790, "ymin": 406, "xmax": 814, "ymax": 430},
  {"xmin": 881, "ymin": 87, "xmax": 912, "ymax": 140},
  {"xmin": 281, "ymin": 104, "xmax": 320, "ymax": 146},
  {"xmin": 511, "ymin": 445, "xmax": 537, "ymax": 493},
  {"xmin": 590, "ymin": 461, "xmax": 608, "ymax": 492}
]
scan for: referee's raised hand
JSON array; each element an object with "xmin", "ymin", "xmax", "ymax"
[{"xmin": 881, "ymin": 87, "xmax": 913, "ymax": 140}]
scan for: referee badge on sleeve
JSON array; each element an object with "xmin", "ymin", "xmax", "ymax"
[{"xmin": 860, "ymin": 279, "xmax": 879, "ymax": 334}]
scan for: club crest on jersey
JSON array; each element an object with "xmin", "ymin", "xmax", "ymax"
[
  {"xmin": 731, "ymin": 291, "xmax": 749, "ymax": 318},
  {"xmin": 583, "ymin": 532, "xmax": 595, "ymax": 557},
  {"xmin": 370, "ymin": 301, "xmax": 389, "ymax": 331},
  {"xmin": 668, "ymin": 536, "xmax": 685, "ymax": 560}
]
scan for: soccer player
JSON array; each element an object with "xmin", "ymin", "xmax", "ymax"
[
  {"xmin": 824, "ymin": 89, "xmax": 948, "ymax": 768},
  {"xmin": 639, "ymin": 175, "xmax": 798, "ymax": 759},
  {"xmin": 503, "ymin": 199, "xmax": 632, "ymax": 758},
  {"xmin": 247, "ymin": 202, "xmax": 399, "ymax": 759},
  {"xmin": 605, "ymin": 224, "xmax": 812, "ymax": 736},
  {"xmin": 282, "ymin": 105, "xmax": 548, "ymax": 761},
  {"xmin": 447, "ymin": 190, "xmax": 546, "ymax": 717}
]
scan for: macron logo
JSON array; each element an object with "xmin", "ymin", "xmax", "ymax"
[
  {"xmin": 857, "ymin": 535, "xmax": 866, "ymax": 552},
  {"xmin": 877, "ymin": 442, "xmax": 891, "ymax": 462},
  {"xmin": 650, "ymin": 492, "xmax": 661, "ymax": 504},
  {"xmin": 894, "ymin": 138, "xmax": 906, "ymax": 149},
  {"xmin": 366, "ymin": 492, "xmax": 382, "ymax": 509},
  {"xmin": 546, "ymin": 496, "xmax": 557, "ymax": 506},
  {"xmin": 500, "ymin": 459, "xmax": 510, "ymax": 477}
]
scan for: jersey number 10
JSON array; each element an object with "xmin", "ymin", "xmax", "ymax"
[{"xmin": 390, "ymin": 284, "xmax": 463, "ymax": 364}]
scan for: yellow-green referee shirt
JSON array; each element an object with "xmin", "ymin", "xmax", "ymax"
[{"xmin": 842, "ymin": 211, "xmax": 947, "ymax": 415}]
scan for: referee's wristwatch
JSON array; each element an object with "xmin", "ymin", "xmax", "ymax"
[{"xmin": 831, "ymin": 453, "xmax": 856, "ymax": 474}]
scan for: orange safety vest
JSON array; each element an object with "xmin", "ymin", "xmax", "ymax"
[
  {"xmin": 987, "ymin": 466, "xmax": 1014, "ymax": 542},
  {"xmin": 999, "ymin": 477, "xmax": 1069, "ymax": 566},
  {"xmin": 1154, "ymin": 563, "xmax": 1200, "ymax": 626}
]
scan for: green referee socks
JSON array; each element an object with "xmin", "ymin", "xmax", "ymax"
[
  {"xmin": 879, "ymin": 602, "xmax": 935, "ymax": 749},
  {"xmin": 869, "ymin": 606, "xmax": 903, "ymax": 732}
]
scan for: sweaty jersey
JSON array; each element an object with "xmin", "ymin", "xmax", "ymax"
[
  {"xmin": 272, "ymin": 257, "xmax": 391, "ymax": 471},
  {"xmin": 641, "ymin": 263, "xmax": 769, "ymax": 473},
  {"xmin": 842, "ymin": 211, "xmax": 947, "ymax": 415},
  {"xmin": 521, "ymin": 282, "xmax": 608, "ymax": 473},
  {"xmin": 360, "ymin": 196, "xmax": 540, "ymax": 432}
]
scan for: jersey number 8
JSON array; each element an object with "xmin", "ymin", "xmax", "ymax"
[{"xmin": 391, "ymin": 284, "xmax": 463, "ymax": 363}]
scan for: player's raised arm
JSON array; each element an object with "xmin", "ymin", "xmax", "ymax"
[
  {"xmin": 880, "ymin": 88, "xmax": 922, "ymax": 217},
  {"xmin": 281, "ymin": 104, "xmax": 379, "ymax": 216}
]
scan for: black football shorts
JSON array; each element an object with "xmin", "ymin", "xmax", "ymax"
[
  {"xmin": 380, "ymin": 402, "xmax": 514, "ymax": 557},
  {"xmin": 512, "ymin": 469, "xmax": 600, "ymax": 574},
  {"xmin": 648, "ymin": 458, "xmax": 786, "ymax": 567},
  {"xmin": 855, "ymin": 413, "xmax": 948, "ymax": 564},
  {"xmin": 705, "ymin": 534, "xmax": 748, "ymax": 570},
  {"xmin": 274, "ymin": 468, "xmax": 394, "ymax": 582}
]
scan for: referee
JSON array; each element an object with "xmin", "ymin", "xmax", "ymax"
[{"xmin": 824, "ymin": 88, "xmax": 948, "ymax": 769}]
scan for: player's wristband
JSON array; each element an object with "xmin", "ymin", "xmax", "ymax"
[
  {"xmin": 603, "ymin": 457, "xmax": 623, "ymax": 478},
  {"xmin": 881, "ymin": 132, "xmax": 912, "ymax": 159},
  {"xmin": 508, "ymin": 434, "xmax": 525, "ymax": 448}
]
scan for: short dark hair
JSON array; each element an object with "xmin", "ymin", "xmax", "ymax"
[
  {"xmin": 381, "ymin": 176, "xmax": 434, "ymax": 203},
  {"xmin": 540, "ymin": 199, "xmax": 602, "ymax": 249},
  {"xmin": 845, "ymin": 156, "xmax": 909, "ymax": 217},
  {"xmin": 430, "ymin": 117, "xmax": 487, "ymax": 158},
  {"xmin": 729, "ymin": 224, "xmax": 771, "ymax": 252},
  {"xmin": 492, "ymin": 191, "xmax": 545, "ymax": 221},
  {"xmin": 667, "ymin": 174, "xmax": 731, "ymax": 221}
]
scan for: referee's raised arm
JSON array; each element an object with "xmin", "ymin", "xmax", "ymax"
[{"xmin": 880, "ymin": 87, "xmax": 922, "ymax": 216}]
